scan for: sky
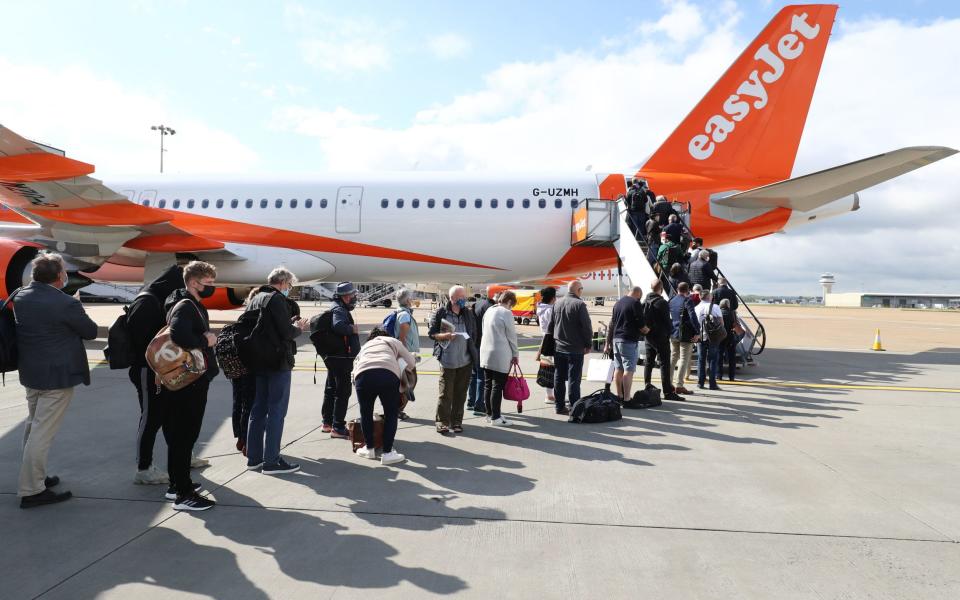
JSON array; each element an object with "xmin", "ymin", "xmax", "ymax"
[{"xmin": 0, "ymin": 0, "xmax": 958, "ymax": 295}]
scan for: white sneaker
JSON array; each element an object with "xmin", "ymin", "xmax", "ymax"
[
  {"xmin": 491, "ymin": 416, "xmax": 511, "ymax": 426},
  {"xmin": 190, "ymin": 453, "xmax": 210, "ymax": 469},
  {"xmin": 545, "ymin": 397, "xmax": 555, "ymax": 404},
  {"xmin": 134, "ymin": 466, "xmax": 169, "ymax": 485},
  {"xmin": 357, "ymin": 446, "xmax": 378, "ymax": 460},
  {"xmin": 381, "ymin": 450, "xmax": 406, "ymax": 465}
]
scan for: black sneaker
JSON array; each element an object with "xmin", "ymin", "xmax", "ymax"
[
  {"xmin": 165, "ymin": 482, "xmax": 202, "ymax": 501},
  {"xmin": 664, "ymin": 392, "xmax": 685, "ymax": 401},
  {"xmin": 263, "ymin": 458, "xmax": 300, "ymax": 475},
  {"xmin": 556, "ymin": 407, "xmax": 570, "ymax": 416},
  {"xmin": 172, "ymin": 493, "xmax": 215, "ymax": 512},
  {"xmin": 44, "ymin": 475, "xmax": 60, "ymax": 488},
  {"xmin": 709, "ymin": 384, "xmax": 722, "ymax": 391},
  {"xmin": 20, "ymin": 488, "xmax": 72, "ymax": 509}
]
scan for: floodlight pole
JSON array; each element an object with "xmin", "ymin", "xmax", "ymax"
[{"xmin": 150, "ymin": 124, "xmax": 176, "ymax": 173}]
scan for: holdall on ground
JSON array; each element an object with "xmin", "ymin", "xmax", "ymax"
[
  {"xmin": 503, "ymin": 363, "xmax": 530, "ymax": 412},
  {"xmin": 0, "ymin": 288, "xmax": 22, "ymax": 376},
  {"xmin": 623, "ymin": 386, "xmax": 662, "ymax": 409},
  {"xmin": 145, "ymin": 299, "xmax": 208, "ymax": 391},
  {"xmin": 568, "ymin": 388, "xmax": 623, "ymax": 423},
  {"xmin": 348, "ymin": 415, "xmax": 384, "ymax": 452},
  {"xmin": 536, "ymin": 364, "xmax": 555, "ymax": 388}
]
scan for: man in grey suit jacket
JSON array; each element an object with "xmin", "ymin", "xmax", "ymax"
[{"xmin": 14, "ymin": 252, "xmax": 98, "ymax": 508}]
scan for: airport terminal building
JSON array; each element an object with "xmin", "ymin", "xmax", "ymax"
[{"xmin": 825, "ymin": 292, "xmax": 960, "ymax": 309}]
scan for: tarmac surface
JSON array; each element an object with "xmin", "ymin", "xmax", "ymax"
[{"xmin": 2, "ymin": 303, "xmax": 959, "ymax": 599}]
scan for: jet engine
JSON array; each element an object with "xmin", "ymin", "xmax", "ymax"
[{"xmin": 0, "ymin": 239, "xmax": 40, "ymax": 297}]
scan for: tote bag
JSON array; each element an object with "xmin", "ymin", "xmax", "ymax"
[{"xmin": 503, "ymin": 363, "xmax": 530, "ymax": 412}]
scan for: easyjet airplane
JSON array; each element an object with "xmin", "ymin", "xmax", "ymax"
[{"xmin": 0, "ymin": 4, "xmax": 954, "ymax": 308}]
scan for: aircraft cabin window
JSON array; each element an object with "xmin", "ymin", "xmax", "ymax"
[
  {"xmin": 570, "ymin": 199, "xmax": 578, "ymax": 208},
  {"xmin": 186, "ymin": 200, "xmax": 195, "ymax": 209},
  {"xmin": 141, "ymin": 200, "xmax": 149, "ymax": 207},
  {"xmin": 443, "ymin": 199, "xmax": 450, "ymax": 208},
  {"xmin": 428, "ymin": 198, "xmax": 436, "ymax": 208},
  {"xmin": 231, "ymin": 199, "xmax": 238, "ymax": 209},
  {"xmin": 522, "ymin": 199, "xmax": 530, "ymax": 208},
  {"xmin": 538, "ymin": 199, "xmax": 546, "ymax": 209},
  {"xmin": 474, "ymin": 199, "xmax": 482, "ymax": 208},
  {"xmin": 310, "ymin": 199, "xmax": 318, "ymax": 208},
  {"xmin": 458, "ymin": 199, "xmax": 466, "ymax": 208},
  {"xmin": 554, "ymin": 199, "xmax": 562, "ymax": 209},
  {"xmin": 215, "ymin": 199, "xmax": 223, "ymax": 209},
  {"xmin": 275, "ymin": 199, "xmax": 283, "ymax": 208},
  {"xmin": 412, "ymin": 199, "xmax": 420, "ymax": 208},
  {"xmin": 202, "ymin": 200, "xmax": 210, "ymax": 209},
  {"xmin": 290, "ymin": 199, "xmax": 298, "ymax": 208},
  {"xmin": 397, "ymin": 199, "xmax": 404, "ymax": 208},
  {"xmin": 260, "ymin": 199, "xmax": 268, "ymax": 209},
  {"xmin": 245, "ymin": 199, "xmax": 253, "ymax": 209},
  {"xmin": 491, "ymin": 199, "xmax": 498, "ymax": 208},
  {"xmin": 381, "ymin": 199, "xmax": 388, "ymax": 208},
  {"xmin": 173, "ymin": 200, "xmax": 181, "ymax": 209},
  {"xmin": 506, "ymin": 199, "xmax": 514, "ymax": 208}
]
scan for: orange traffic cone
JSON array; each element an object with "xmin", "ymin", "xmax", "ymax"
[{"xmin": 871, "ymin": 328, "xmax": 885, "ymax": 351}]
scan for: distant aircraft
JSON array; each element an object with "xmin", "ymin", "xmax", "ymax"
[{"xmin": 0, "ymin": 4, "xmax": 953, "ymax": 307}]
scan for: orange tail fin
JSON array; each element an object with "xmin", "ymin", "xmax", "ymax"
[{"xmin": 642, "ymin": 4, "xmax": 838, "ymax": 183}]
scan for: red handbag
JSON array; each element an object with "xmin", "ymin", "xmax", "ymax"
[{"xmin": 503, "ymin": 363, "xmax": 530, "ymax": 412}]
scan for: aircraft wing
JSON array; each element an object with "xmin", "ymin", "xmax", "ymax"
[{"xmin": 711, "ymin": 146, "xmax": 958, "ymax": 213}]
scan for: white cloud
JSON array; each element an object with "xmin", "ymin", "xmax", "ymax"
[
  {"xmin": 270, "ymin": 106, "xmax": 379, "ymax": 138},
  {"xmin": 427, "ymin": 33, "xmax": 471, "ymax": 60},
  {"xmin": 298, "ymin": 38, "xmax": 390, "ymax": 72},
  {"xmin": 271, "ymin": 9, "xmax": 960, "ymax": 293},
  {"xmin": 284, "ymin": 3, "xmax": 392, "ymax": 72},
  {"xmin": 0, "ymin": 59, "xmax": 258, "ymax": 177}
]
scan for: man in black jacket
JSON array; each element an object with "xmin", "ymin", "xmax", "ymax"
[
  {"xmin": 162, "ymin": 261, "xmax": 220, "ymax": 511},
  {"xmin": 127, "ymin": 265, "xmax": 184, "ymax": 486},
  {"xmin": 713, "ymin": 276, "xmax": 738, "ymax": 311},
  {"xmin": 468, "ymin": 290, "xmax": 494, "ymax": 413},
  {"xmin": 322, "ymin": 282, "xmax": 360, "ymax": 438},
  {"xmin": 643, "ymin": 280, "xmax": 683, "ymax": 401},
  {"xmin": 603, "ymin": 286, "xmax": 648, "ymax": 402},
  {"xmin": 688, "ymin": 249, "xmax": 718, "ymax": 291},
  {"xmin": 548, "ymin": 280, "xmax": 593, "ymax": 415},
  {"xmin": 244, "ymin": 268, "xmax": 308, "ymax": 474},
  {"xmin": 15, "ymin": 253, "xmax": 98, "ymax": 508}
]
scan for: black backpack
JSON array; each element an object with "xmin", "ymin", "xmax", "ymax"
[
  {"xmin": 238, "ymin": 296, "xmax": 287, "ymax": 372},
  {"xmin": 309, "ymin": 309, "xmax": 348, "ymax": 358},
  {"xmin": 702, "ymin": 300, "xmax": 728, "ymax": 345},
  {"xmin": 568, "ymin": 388, "xmax": 623, "ymax": 423},
  {"xmin": 104, "ymin": 293, "xmax": 159, "ymax": 370},
  {"xmin": 0, "ymin": 288, "xmax": 22, "ymax": 376},
  {"xmin": 623, "ymin": 385, "xmax": 662, "ymax": 409},
  {"xmin": 216, "ymin": 313, "xmax": 257, "ymax": 379}
]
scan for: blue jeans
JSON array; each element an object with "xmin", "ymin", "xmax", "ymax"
[
  {"xmin": 246, "ymin": 370, "xmax": 292, "ymax": 467},
  {"xmin": 697, "ymin": 342, "xmax": 719, "ymax": 387},
  {"xmin": 468, "ymin": 361, "xmax": 485, "ymax": 409},
  {"xmin": 553, "ymin": 351, "xmax": 584, "ymax": 411}
]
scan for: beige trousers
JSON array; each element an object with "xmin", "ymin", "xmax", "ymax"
[
  {"xmin": 19, "ymin": 387, "xmax": 75, "ymax": 497},
  {"xmin": 670, "ymin": 340, "xmax": 694, "ymax": 388}
]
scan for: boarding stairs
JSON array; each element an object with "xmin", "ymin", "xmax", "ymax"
[
  {"xmin": 358, "ymin": 282, "xmax": 398, "ymax": 307},
  {"xmin": 571, "ymin": 197, "xmax": 764, "ymax": 369}
]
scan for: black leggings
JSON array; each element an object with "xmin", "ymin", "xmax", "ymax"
[
  {"xmin": 483, "ymin": 369, "xmax": 508, "ymax": 420},
  {"xmin": 130, "ymin": 366, "xmax": 167, "ymax": 471},
  {"xmin": 162, "ymin": 379, "xmax": 209, "ymax": 497},
  {"xmin": 354, "ymin": 369, "xmax": 400, "ymax": 453}
]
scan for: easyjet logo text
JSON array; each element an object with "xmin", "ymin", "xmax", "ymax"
[{"xmin": 688, "ymin": 12, "xmax": 821, "ymax": 161}]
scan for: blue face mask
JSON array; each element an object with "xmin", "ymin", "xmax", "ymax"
[
  {"xmin": 456, "ymin": 298, "xmax": 467, "ymax": 309},
  {"xmin": 281, "ymin": 288, "xmax": 290, "ymax": 297}
]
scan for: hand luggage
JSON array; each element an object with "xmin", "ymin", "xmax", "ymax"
[
  {"xmin": 586, "ymin": 357, "xmax": 615, "ymax": 383},
  {"xmin": 348, "ymin": 414, "xmax": 384, "ymax": 453},
  {"xmin": 145, "ymin": 300, "xmax": 208, "ymax": 391},
  {"xmin": 503, "ymin": 363, "xmax": 530, "ymax": 412}
]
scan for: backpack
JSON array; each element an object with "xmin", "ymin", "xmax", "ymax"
[
  {"xmin": 309, "ymin": 309, "xmax": 348, "ymax": 358},
  {"xmin": 382, "ymin": 309, "xmax": 399, "ymax": 338},
  {"xmin": 658, "ymin": 242, "xmax": 683, "ymax": 272},
  {"xmin": 104, "ymin": 293, "xmax": 159, "ymax": 370},
  {"xmin": 623, "ymin": 385, "xmax": 662, "ymax": 409},
  {"xmin": 568, "ymin": 388, "xmax": 623, "ymax": 423},
  {"xmin": 0, "ymin": 288, "xmax": 22, "ymax": 376},
  {"xmin": 215, "ymin": 313, "xmax": 257, "ymax": 379},
  {"xmin": 702, "ymin": 300, "xmax": 728, "ymax": 345}
]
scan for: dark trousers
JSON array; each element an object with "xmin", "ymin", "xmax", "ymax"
[
  {"xmin": 720, "ymin": 336, "xmax": 737, "ymax": 380},
  {"xmin": 643, "ymin": 336, "xmax": 675, "ymax": 394},
  {"xmin": 697, "ymin": 341, "xmax": 719, "ymax": 387},
  {"xmin": 554, "ymin": 351, "xmax": 584, "ymax": 411},
  {"xmin": 483, "ymin": 369, "xmax": 508, "ymax": 420},
  {"xmin": 231, "ymin": 373, "xmax": 256, "ymax": 442},
  {"xmin": 162, "ymin": 379, "xmax": 209, "ymax": 497},
  {"xmin": 129, "ymin": 366, "xmax": 167, "ymax": 471},
  {"xmin": 467, "ymin": 361, "xmax": 486, "ymax": 409},
  {"xmin": 247, "ymin": 371, "xmax": 292, "ymax": 467},
  {"xmin": 354, "ymin": 369, "xmax": 400, "ymax": 453},
  {"xmin": 322, "ymin": 358, "xmax": 353, "ymax": 428}
]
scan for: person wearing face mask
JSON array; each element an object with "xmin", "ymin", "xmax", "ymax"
[
  {"xmin": 321, "ymin": 282, "xmax": 361, "ymax": 439},
  {"xmin": 243, "ymin": 267, "xmax": 309, "ymax": 475},
  {"xmin": 479, "ymin": 291, "xmax": 520, "ymax": 426},
  {"xmin": 161, "ymin": 260, "xmax": 221, "ymax": 511},
  {"xmin": 14, "ymin": 252, "xmax": 98, "ymax": 508},
  {"xmin": 428, "ymin": 285, "xmax": 478, "ymax": 434}
]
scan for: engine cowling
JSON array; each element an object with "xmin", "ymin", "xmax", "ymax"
[
  {"xmin": 200, "ymin": 287, "xmax": 252, "ymax": 310},
  {"xmin": 0, "ymin": 240, "xmax": 41, "ymax": 298}
]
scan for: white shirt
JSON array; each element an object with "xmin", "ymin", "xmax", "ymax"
[{"xmin": 694, "ymin": 301, "xmax": 722, "ymax": 326}]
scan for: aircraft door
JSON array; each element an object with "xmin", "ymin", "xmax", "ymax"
[{"xmin": 336, "ymin": 186, "xmax": 363, "ymax": 233}]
